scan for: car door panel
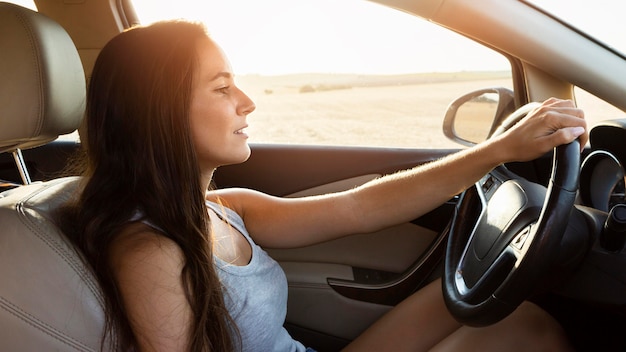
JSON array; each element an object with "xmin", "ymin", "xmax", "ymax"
[
  {"xmin": 215, "ymin": 144, "xmax": 457, "ymax": 344},
  {"xmin": 213, "ymin": 144, "xmax": 460, "ymax": 197}
]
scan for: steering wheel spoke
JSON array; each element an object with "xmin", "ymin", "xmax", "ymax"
[{"xmin": 455, "ymin": 245, "xmax": 517, "ymax": 304}]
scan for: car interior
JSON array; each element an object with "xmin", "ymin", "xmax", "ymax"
[
  {"xmin": 0, "ymin": 3, "xmax": 104, "ymax": 350},
  {"xmin": 1, "ymin": 0, "xmax": 626, "ymax": 351}
]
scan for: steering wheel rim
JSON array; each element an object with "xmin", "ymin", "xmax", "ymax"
[{"xmin": 443, "ymin": 107, "xmax": 581, "ymax": 327}]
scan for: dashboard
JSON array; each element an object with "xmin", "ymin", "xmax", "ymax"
[{"xmin": 579, "ymin": 120, "xmax": 626, "ymax": 212}]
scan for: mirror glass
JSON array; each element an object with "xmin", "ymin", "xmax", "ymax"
[{"xmin": 454, "ymin": 92, "xmax": 500, "ymax": 144}]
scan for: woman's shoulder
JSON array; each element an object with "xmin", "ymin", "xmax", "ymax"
[
  {"xmin": 206, "ymin": 187, "xmax": 280, "ymax": 220},
  {"xmin": 205, "ymin": 187, "xmax": 252, "ymax": 212}
]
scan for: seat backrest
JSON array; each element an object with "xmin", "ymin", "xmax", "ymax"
[
  {"xmin": 0, "ymin": 178, "xmax": 104, "ymax": 351},
  {"xmin": 0, "ymin": 3, "xmax": 105, "ymax": 351}
]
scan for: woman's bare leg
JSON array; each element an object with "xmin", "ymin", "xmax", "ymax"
[
  {"xmin": 343, "ymin": 279, "xmax": 461, "ymax": 352},
  {"xmin": 343, "ymin": 279, "xmax": 572, "ymax": 352},
  {"xmin": 430, "ymin": 300, "xmax": 573, "ymax": 352}
]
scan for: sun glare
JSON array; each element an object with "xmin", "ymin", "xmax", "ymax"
[
  {"xmin": 130, "ymin": 0, "xmax": 510, "ymax": 75},
  {"xmin": 7, "ymin": 0, "xmax": 36, "ymax": 10}
]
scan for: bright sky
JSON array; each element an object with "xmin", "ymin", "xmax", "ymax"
[
  {"xmin": 132, "ymin": 0, "xmax": 491, "ymax": 75},
  {"xmin": 131, "ymin": 0, "xmax": 626, "ymax": 75},
  {"xmin": 528, "ymin": 0, "xmax": 626, "ymax": 53},
  {"xmin": 11, "ymin": 0, "xmax": 626, "ymax": 75}
]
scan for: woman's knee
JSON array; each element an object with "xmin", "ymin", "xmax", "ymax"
[
  {"xmin": 500, "ymin": 301, "xmax": 573, "ymax": 351},
  {"xmin": 430, "ymin": 301, "xmax": 572, "ymax": 352}
]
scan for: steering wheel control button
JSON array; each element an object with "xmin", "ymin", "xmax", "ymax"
[
  {"xmin": 512, "ymin": 226, "xmax": 531, "ymax": 250},
  {"xmin": 481, "ymin": 175, "xmax": 494, "ymax": 193}
]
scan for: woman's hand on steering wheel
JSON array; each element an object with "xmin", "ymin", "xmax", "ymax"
[{"xmin": 494, "ymin": 98, "xmax": 587, "ymax": 162}]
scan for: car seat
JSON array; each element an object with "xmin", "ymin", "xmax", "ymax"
[{"xmin": 0, "ymin": 3, "xmax": 104, "ymax": 351}]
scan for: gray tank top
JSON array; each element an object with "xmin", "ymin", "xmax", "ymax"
[
  {"xmin": 206, "ymin": 201, "xmax": 306, "ymax": 352},
  {"xmin": 136, "ymin": 202, "xmax": 305, "ymax": 351}
]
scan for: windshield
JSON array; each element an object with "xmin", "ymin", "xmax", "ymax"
[{"xmin": 524, "ymin": 0, "xmax": 626, "ymax": 57}]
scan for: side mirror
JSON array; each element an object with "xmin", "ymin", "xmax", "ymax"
[{"xmin": 443, "ymin": 88, "xmax": 515, "ymax": 146}]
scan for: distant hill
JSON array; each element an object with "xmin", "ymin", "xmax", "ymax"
[{"xmin": 237, "ymin": 71, "xmax": 511, "ymax": 94}]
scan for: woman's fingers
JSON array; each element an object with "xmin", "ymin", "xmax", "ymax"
[
  {"xmin": 538, "ymin": 126, "xmax": 586, "ymax": 154},
  {"xmin": 502, "ymin": 98, "xmax": 588, "ymax": 161},
  {"xmin": 529, "ymin": 100, "xmax": 588, "ymax": 150}
]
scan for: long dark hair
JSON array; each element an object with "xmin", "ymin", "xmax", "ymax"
[{"xmin": 57, "ymin": 20, "xmax": 237, "ymax": 351}]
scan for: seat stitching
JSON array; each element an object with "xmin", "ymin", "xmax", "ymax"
[
  {"xmin": 0, "ymin": 295, "xmax": 94, "ymax": 352},
  {"xmin": 13, "ymin": 180, "xmax": 104, "ymax": 306}
]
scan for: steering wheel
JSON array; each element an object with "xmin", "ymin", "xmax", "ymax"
[{"xmin": 442, "ymin": 103, "xmax": 581, "ymax": 326}]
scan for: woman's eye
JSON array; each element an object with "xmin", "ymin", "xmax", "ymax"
[{"xmin": 216, "ymin": 86, "xmax": 230, "ymax": 94}]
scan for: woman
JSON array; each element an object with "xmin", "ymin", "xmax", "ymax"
[{"xmin": 58, "ymin": 20, "xmax": 586, "ymax": 351}]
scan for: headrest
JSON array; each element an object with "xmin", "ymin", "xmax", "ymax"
[{"xmin": 0, "ymin": 3, "xmax": 85, "ymax": 153}]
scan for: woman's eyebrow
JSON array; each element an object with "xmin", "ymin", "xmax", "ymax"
[{"xmin": 209, "ymin": 72, "xmax": 232, "ymax": 81}]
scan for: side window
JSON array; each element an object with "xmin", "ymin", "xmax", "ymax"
[
  {"xmin": 4, "ymin": 0, "xmax": 36, "ymax": 10},
  {"xmin": 575, "ymin": 88, "xmax": 625, "ymax": 129},
  {"xmin": 137, "ymin": 0, "xmax": 514, "ymax": 148}
]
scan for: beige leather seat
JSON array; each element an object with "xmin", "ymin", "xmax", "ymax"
[{"xmin": 0, "ymin": 3, "xmax": 104, "ymax": 351}]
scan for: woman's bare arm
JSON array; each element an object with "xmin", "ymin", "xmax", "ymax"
[
  {"xmin": 109, "ymin": 225, "xmax": 192, "ymax": 352},
  {"xmin": 210, "ymin": 98, "xmax": 586, "ymax": 248}
]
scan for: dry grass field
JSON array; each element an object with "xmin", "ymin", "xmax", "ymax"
[
  {"xmin": 237, "ymin": 72, "xmax": 513, "ymax": 149},
  {"xmin": 236, "ymin": 71, "xmax": 623, "ymax": 149}
]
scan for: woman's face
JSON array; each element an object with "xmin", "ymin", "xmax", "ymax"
[{"xmin": 189, "ymin": 37, "xmax": 255, "ymax": 173}]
